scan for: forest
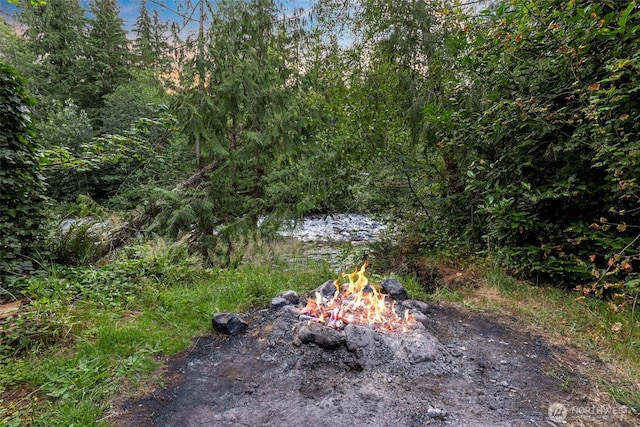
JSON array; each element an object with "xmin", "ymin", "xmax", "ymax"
[{"xmin": 1, "ymin": 0, "xmax": 639, "ymax": 424}]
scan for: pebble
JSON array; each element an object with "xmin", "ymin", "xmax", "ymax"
[{"xmin": 427, "ymin": 406, "xmax": 448, "ymax": 420}]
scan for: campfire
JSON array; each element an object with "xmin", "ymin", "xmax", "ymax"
[{"xmin": 299, "ymin": 261, "xmax": 415, "ymax": 332}]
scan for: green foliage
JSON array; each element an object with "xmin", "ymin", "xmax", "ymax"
[
  {"xmin": 80, "ymin": 0, "xmax": 132, "ymax": 119},
  {"xmin": 132, "ymin": 0, "xmax": 171, "ymax": 74},
  {"xmin": 98, "ymin": 72, "xmax": 167, "ymax": 134},
  {"xmin": 170, "ymin": 0, "xmax": 321, "ymax": 264},
  {"xmin": 0, "ymin": 64, "xmax": 47, "ymax": 282},
  {"xmin": 0, "ymin": 235, "xmax": 331, "ymax": 426},
  {"xmin": 46, "ymin": 217, "xmax": 111, "ymax": 266},
  {"xmin": 438, "ymin": 0, "xmax": 640, "ymax": 288},
  {"xmin": 34, "ymin": 99, "xmax": 93, "ymax": 152},
  {"xmin": 18, "ymin": 0, "xmax": 88, "ymax": 107},
  {"xmin": 40, "ymin": 104, "xmax": 177, "ymax": 202}
]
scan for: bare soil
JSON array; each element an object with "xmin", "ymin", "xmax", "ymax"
[{"xmin": 111, "ymin": 301, "xmax": 638, "ymax": 427}]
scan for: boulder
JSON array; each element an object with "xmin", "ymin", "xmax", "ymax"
[
  {"xmin": 344, "ymin": 323, "xmax": 375, "ymax": 352},
  {"xmin": 297, "ymin": 321, "xmax": 345, "ymax": 350}
]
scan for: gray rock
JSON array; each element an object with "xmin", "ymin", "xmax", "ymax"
[
  {"xmin": 297, "ymin": 322, "xmax": 345, "ymax": 350},
  {"xmin": 401, "ymin": 299, "xmax": 430, "ymax": 314},
  {"xmin": 344, "ymin": 324, "xmax": 375, "ymax": 352},
  {"xmin": 279, "ymin": 290, "xmax": 300, "ymax": 304},
  {"xmin": 278, "ymin": 305, "xmax": 300, "ymax": 317},
  {"xmin": 380, "ymin": 278, "xmax": 408, "ymax": 301},
  {"xmin": 412, "ymin": 311, "xmax": 429, "ymax": 329},
  {"xmin": 427, "ymin": 406, "xmax": 448, "ymax": 420},
  {"xmin": 310, "ymin": 280, "xmax": 339, "ymax": 300},
  {"xmin": 270, "ymin": 297, "xmax": 290, "ymax": 310},
  {"xmin": 401, "ymin": 332, "xmax": 441, "ymax": 364},
  {"xmin": 212, "ymin": 312, "xmax": 249, "ymax": 336}
]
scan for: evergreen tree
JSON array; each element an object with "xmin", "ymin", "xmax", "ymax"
[
  {"xmin": 133, "ymin": 1, "xmax": 170, "ymax": 73},
  {"xmin": 133, "ymin": 0, "xmax": 170, "ymax": 72},
  {"xmin": 81, "ymin": 0, "xmax": 131, "ymax": 117},
  {"xmin": 169, "ymin": 0, "xmax": 315, "ymax": 264},
  {"xmin": 132, "ymin": 0, "xmax": 153, "ymax": 68},
  {"xmin": 18, "ymin": 0, "xmax": 87, "ymax": 106}
]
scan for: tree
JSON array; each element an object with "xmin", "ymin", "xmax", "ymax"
[
  {"xmin": 0, "ymin": 63, "xmax": 47, "ymax": 282},
  {"xmin": 440, "ymin": 0, "xmax": 640, "ymax": 287},
  {"xmin": 132, "ymin": 0, "xmax": 171, "ymax": 73},
  {"xmin": 167, "ymin": 0, "xmax": 316, "ymax": 264},
  {"xmin": 81, "ymin": 0, "xmax": 131, "ymax": 118},
  {"xmin": 305, "ymin": 0, "xmax": 450, "ymax": 214},
  {"xmin": 18, "ymin": 0, "xmax": 87, "ymax": 108},
  {"xmin": 0, "ymin": 16, "xmax": 34, "ymax": 72}
]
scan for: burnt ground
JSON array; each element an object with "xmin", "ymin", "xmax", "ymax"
[{"xmin": 110, "ymin": 302, "xmax": 638, "ymax": 427}]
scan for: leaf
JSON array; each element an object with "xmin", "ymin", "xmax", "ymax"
[{"xmin": 618, "ymin": 1, "xmax": 637, "ymax": 29}]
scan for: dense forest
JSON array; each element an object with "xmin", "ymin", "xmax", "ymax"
[
  {"xmin": 3, "ymin": 0, "xmax": 639, "ymax": 293},
  {"xmin": 0, "ymin": 0, "xmax": 639, "ymax": 423}
]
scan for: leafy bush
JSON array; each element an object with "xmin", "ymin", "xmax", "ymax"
[
  {"xmin": 441, "ymin": 0, "xmax": 640, "ymax": 291},
  {"xmin": 0, "ymin": 63, "xmax": 47, "ymax": 282}
]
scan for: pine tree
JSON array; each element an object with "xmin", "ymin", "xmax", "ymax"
[
  {"xmin": 132, "ymin": 1, "xmax": 170, "ymax": 73},
  {"xmin": 169, "ymin": 0, "xmax": 314, "ymax": 264},
  {"xmin": 132, "ymin": 0, "xmax": 153, "ymax": 67}
]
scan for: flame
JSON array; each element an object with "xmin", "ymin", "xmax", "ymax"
[{"xmin": 300, "ymin": 261, "xmax": 414, "ymax": 333}]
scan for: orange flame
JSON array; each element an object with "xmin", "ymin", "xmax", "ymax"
[{"xmin": 300, "ymin": 262, "xmax": 414, "ymax": 332}]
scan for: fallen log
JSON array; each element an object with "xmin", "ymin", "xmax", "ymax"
[{"xmin": 100, "ymin": 160, "xmax": 221, "ymax": 256}]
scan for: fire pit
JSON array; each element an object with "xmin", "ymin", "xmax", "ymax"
[
  {"xmin": 113, "ymin": 266, "xmax": 634, "ymax": 427},
  {"xmin": 299, "ymin": 261, "xmax": 414, "ymax": 332}
]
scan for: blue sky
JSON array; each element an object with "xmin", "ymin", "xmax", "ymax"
[{"xmin": 1, "ymin": 0, "xmax": 314, "ymax": 34}]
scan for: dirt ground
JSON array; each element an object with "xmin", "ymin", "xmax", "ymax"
[{"xmin": 110, "ymin": 301, "xmax": 638, "ymax": 427}]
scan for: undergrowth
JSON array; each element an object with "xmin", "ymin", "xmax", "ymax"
[{"xmin": 0, "ymin": 237, "xmax": 332, "ymax": 426}]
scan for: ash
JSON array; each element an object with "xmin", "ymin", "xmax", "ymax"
[{"xmin": 114, "ymin": 293, "xmax": 636, "ymax": 427}]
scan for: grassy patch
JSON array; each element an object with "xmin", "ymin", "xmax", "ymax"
[{"xmin": 0, "ymin": 238, "xmax": 334, "ymax": 426}]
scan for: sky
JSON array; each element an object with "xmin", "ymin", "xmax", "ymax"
[{"xmin": 0, "ymin": 0, "xmax": 314, "ymax": 35}]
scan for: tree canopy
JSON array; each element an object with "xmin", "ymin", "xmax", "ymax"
[{"xmin": 1, "ymin": 0, "xmax": 638, "ymax": 296}]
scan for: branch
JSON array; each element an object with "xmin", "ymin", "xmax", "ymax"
[{"xmin": 177, "ymin": 160, "xmax": 220, "ymax": 190}]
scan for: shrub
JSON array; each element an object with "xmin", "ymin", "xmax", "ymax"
[{"xmin": 0, "ymin": 63, "xmax": 47, "ymax": 283}]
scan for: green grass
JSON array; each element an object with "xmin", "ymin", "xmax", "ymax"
[{"xmin": 0, "ymin": 238, "xmax": 334, "ymax": 426}]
